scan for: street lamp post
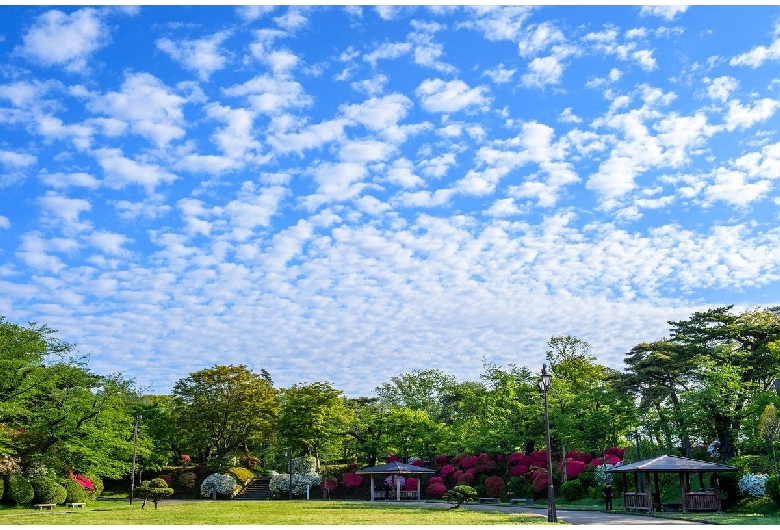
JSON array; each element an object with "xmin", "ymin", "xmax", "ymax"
[
  {"xmin": 286, "ymin": 450, "xmax": 293, "ymax": 500},
  {"xmin": 130, "ymin": 415, "xmax": 141, "ymax": 505},
  {"xmin": 626, "ymin": 431, "xmax": 643, "ymax": 492},
  {"xmin": 539, "ymin": 364, "xmax": 557, "ymax": 523}
]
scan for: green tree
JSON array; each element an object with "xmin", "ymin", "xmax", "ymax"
[
  {"xmin": 172, "ymin": 365, "xmax": 279, "ymax": 461},
  {"xmin": 137, "ymin": 477, "xmax": 174, "ymax": 509},
  {"xmin": 374, "ymin": 369, "xmax": 459, "ymax": 423},
  {"xmin": 760, "ymin": 403, "xmax": 780, "ymax": 473},
  {"xmin": 275, "ymin": 381, "xmax": 353, "ymax": 466}
]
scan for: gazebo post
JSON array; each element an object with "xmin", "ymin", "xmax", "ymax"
[
  {"xmin": 370, "ymin": 475, "xmax": 375, "ymax": 501},
  {"xmin": 396, "ymin": 476, "xmax": 401, "ymax": 501},
  {"xmin": 654, "ymin": 472, "xmax": 661, "ymax": 511},
  {"xmin": 645, "ymin": 472, "xmax": 653, "ymax": 511},
  {"xmin": 679, "ymin": 472, "xmax": 688, "ymax": 513},
  {"xmin": 714, "ymin": 473, "xmax": 722, "ymax": 512},
  {"xmin": 417, "ymin": 475, "xmax": 421, "ymax": 500}
]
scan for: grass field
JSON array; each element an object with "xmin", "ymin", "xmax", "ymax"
[{"xmin": 0, "ymin": 500, "xmax": 550, "ymax": 525}]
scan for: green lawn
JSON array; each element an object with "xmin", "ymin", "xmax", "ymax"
[{"xmin": 0, "ymin": 500, "xmax": 549, "ymax": 525}]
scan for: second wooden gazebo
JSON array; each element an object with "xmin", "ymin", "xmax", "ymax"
[
  {"xmin": 607, "ymin": 455, "xmax": 737, "ymax": 513},
  {"xmin": 356, "ymin": 462, "xmax": 436, "ymax": 501}
]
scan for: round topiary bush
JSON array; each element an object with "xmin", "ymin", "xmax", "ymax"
[
  {"xmin": 32, "ymin": 477, "xmax": 67, "ymax": 505},
  {"xmin": 560, "ymin": 478, "xmax": 586, "ymax": 501},
  {"xmin": 764, "ymin": 474, "xmax": 780, "ymax": 504},
  {"xmin": 179, "ymin": 472, "xmax": 197, "ymax": 492},
  {"xmin": 227, "ymin": 467, "xmax": 254, "ymax": 485},
  {"xmin": 6, "ymin": 475, "xmax": 34, "ymax": 505},
  {"xmin": 64, "ymin": 479, "xmax": 88, "ymax": 503}
]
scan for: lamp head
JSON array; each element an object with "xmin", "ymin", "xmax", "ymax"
[{"xmin": 540, "ymin": 363, "xmax": 552, "ymax": 390}]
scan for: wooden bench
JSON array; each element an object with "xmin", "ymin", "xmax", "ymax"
[
  {"xmin": 509, "ymin": 498, "xmax": 533, "ymax": 505},
  {"xmin": 478, "ymin": 497, "xmax": 500, "ymax": 504},
  {"xmin": 33, "ymin": 504, "xmax": 55, "ymax": 510},
  {"xmin": 66, "ymin": 502, "xmax": 87, "ymax": 508}
]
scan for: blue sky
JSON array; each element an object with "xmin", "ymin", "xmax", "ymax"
[{"xmin": 3, "ymin": 5, "xmax": 780, "ymax": 397}]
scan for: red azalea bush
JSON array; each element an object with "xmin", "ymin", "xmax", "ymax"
[
  {"xmin": 510, "ymin": 464, "xmax": 529, "ymax": 477},
  {"xmin": 591, "ymin": 454, "xmax": 621, "ymax": 467},
  {"xmin": 71, "ymin": 474, "xmax": 94, "ymax": 491},
  {"xmin": 386, "ymin": 455, "xmax": 402, "ymax": 463},
  {"xmin": 435, "ymin": 455, "xmax": 449, "ymax": 466},
  {"xmin": 532, "ymin": 471, "xmax": 549, "ymax": 493},
  {"xmin": 459, "ymin": 455, "xmax": 477, "ymax": 470},
  {"xmin": 348, "ymin": 463, "xmax": 358, "ymax": 471},
  {"xmin": 529, "ymin": 451, "xmax": 548, "ymax": 467},
  {"xmin": 457, "ymin": 470, "xmax": 475, "ymax": 484},
  {"xmin": 560, "ymin": 459, "xmax": 586, "ymax": 479},
  {"xmin": 440, "ymin": 464, "xmax": 455, "ymax": 477},
  {"xmin": 605, "ymin": 447, "xmax": 625, "ymax": 459},
  {"xmin": 159, "ymin": 474, "xmax": 172, "ymax": 486},
  {"xmin": 342, "ymin": 473, "xmax": 363, "ymax": 488},
  {"xmin": 320, "ymin": 478, "xmax": 337, "ymax": 492},
  {"xmin": 474, "ymin": 453, "xmax": 497, "ymax": 473},
  {"xmin": 485, "ymin": 476, "xmax": 505, "ymax": 497},
  {"xmin": 180, "ymin": 454, "xmax": 191, "ymax": 464},
  {"xmin": 411, "ymin": 459, "xmax": 425, "ymax": 467},
  {"xmin": 428, "ymin": 476, "xmax": 443, "ymax": 485},
  {"xmin": 426, "ymin": 482, "xmax": 447, "ymax": 498},
  {"xmin": 506, "ymin": 452, "xmax": 529, "ymax": 467},
  {"xmin": 403, "ymin": 477, "xmax": 418, "ymax": 491},
  {"xmin": 566, "ymin": 451, "xmax": 593, "ymax": 464},
  {"xmin": 452, "ymin": 470, "xmax": 464, "ymax": 482}
]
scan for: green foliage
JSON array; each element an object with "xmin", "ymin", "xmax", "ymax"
[
  {"xmin": 172, "ymin": 364, "xmax": 279, "ymax": 461},
  {"xmin": 64, "ymin": 479, "xmax": 88, "ymax": 503},
  {"xmin": 560, "ymin": 479, "xmax": 587, "ymax": 501},
  {"xmin": 31, "ymin": 477, "xmax": 67, "ymax": 505},
  {"xmin": 6, "ymin": 474, "xmax": 34, "ymax": 505},
  {"xmin": 442, "ymin": 484, "xmax": 478, "ymax": 507},
  {"xmin": 765, "ymin": 474, "xmax": 780, "ymax": 504},
  {"xmin": 137, "ymin": 478, "xmax": 174, "ymax": 509},
  {"xmin": 0, "ymin": 475, "xmax": 4, "ymax": 499},
  {"xmin": 227, "ymin": 466, "xmax": 254, "ymax": 485},
  {"xmin": 178, "ymin": 472, "xmax": 197, "ymax": 492}
]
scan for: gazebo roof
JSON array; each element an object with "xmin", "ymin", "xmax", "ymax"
[
  {"xmin": 607, "ymin": 454, "xmax": 737, "ymax": 473},
  {"xmin": 355, "ymin": 462, "xmax": 435, "ymax": 475}
]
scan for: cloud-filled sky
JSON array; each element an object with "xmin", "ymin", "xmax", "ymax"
[{"xmin": 3, "ymin": 5, "xmax": 780, "ymax": 397}]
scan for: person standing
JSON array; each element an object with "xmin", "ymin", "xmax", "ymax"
[{"xmin": 602, "ymin": 483, "xmax": 613, "ymax": 511}]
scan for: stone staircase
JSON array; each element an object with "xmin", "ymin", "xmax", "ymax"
[{"xmin": 234, "ymin": 477, "xmax": 272, "ymax": 500}]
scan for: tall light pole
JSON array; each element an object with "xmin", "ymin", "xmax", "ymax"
[
  {"xmin": 130, "ymin": 415, "xmax": 141, "ymax": 505},
  {"xmin": 286, "ymin": 450, "xmax": 293, "ymax": 500},
  {"xmin": 539, "ymin": 364, "xmax": 557, "ymax": 523},
  {"xmin": 626, "ymin": 431, "xmax": 643, "ymax": 492}
]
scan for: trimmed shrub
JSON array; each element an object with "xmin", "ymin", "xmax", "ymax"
[
  {"xmin": 426, "ymin": 482, "xmax": 447, "ymax": 499},
  {"xmin": 765, "ymin": 474, "xmax": 780, "ymax": 504},
  {"xmin": 442, "ymin": 484, "xmax": 478, "ymax": 507},
  {"xmin": 64, "ymin": 479, "xmax": 88, "ymax": 503},
  {"xmin": 32, "ymin": 477, "xmax": 67, "ymax": 505},
  {"xmin": 137, "ymin": 478, "xmax": 174, "ymax": 509},
  {"xmin": 7, "ymin": 474, "xmax": 34, "ymax": 505},
  {"xmin": 227, "ymin": 467, "xmax": 254, "ymax": 485},
  {"xmin": 179, "ymin": 472, "xmax": 197, "ymax": 492},
  {"xmin": 560, "ymin": 479, "xmax": 586, "ymax": 501},
  {"xmin": 484, "ymin": 476, "xmax": 505, "ymax": 498}
]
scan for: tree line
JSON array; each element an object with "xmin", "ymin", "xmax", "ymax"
[{"xmin": 2, "ymin": 305, "xmax": 780, "ymax": 484}]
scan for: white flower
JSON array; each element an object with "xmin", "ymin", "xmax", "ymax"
[
  {"xmin": 594, "ymin": 463, "xmax": 616, "ymax": 486},
  {"xmin": 738, "ymin": 473, "xmax": 768, "ymax": 498},
  {"xmin": 200, "ymin": 473, "xmax": 237, "ymax": 498},
  {"xmin": 269, "ymin": 470, "xmax": 322, "ymax": 496}
]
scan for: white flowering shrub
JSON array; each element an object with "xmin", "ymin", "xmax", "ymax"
[
  {"xmin": 407, "ymin": 456, "xmax": 420, "ymax": 465},
  {"xmin": 200, "ymin": 473, "xmax": 237, "ymax": 498},
  {"xmin": 707, "ymin": 441, "xmax": 721, "ymax": 459},
  {"xmin": 594, "ymin": 463, "xmax": 620, "ymax": 486},
  {"xmin": 269, "ymin": 471, "xmax": 322, "ymax": 496},
  {"xmin": 738, "ymin": 473, "xmax": 768, "ymax": 498}
]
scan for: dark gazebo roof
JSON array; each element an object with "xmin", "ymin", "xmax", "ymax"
[
  {"xmin": 355, "ymin": 462, "xmax": 435, "ymax": 474},
  {"xmin": 607, "ymin": 455, "xmax": 737, "ymax": 473}
]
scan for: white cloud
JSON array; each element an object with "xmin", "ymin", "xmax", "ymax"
[
  {"xmin": 559, "ymin": 108, "xmax": 582, "ymax": 124},
  {"xmin": 703, "ymin": 169, "xmax": 771, "ymax": 207},
  {"xmin": 415, "ymin": 78, "xmax": 490, "ymax": 113},
  {"xmin": 483, "ymin": 64, "xmax": 515, "ymax": 84},
  {"xmin": 224, "ymin": 75, "xmax": 313, "ymax": 115},
  {"xmin": 87, "ymin": 72, "xmax": 188, "ymax": 147},
  {"xmin": 89, "ymin": 231, "xmax": 131, "ymax": 256},
  {"xmin": 350, "ymin": 74, "xmax": 388, "ymax": 96},
  {"xmin": 363, "ymin": 42, "xmax": 413, "ymax": 67},
  {"xmin": 385, "ymin": 158, "xmax": 424, "ymax": 188},
  {"xmin": 724, "ymin": 98, "xmax": 780, "ymax": 131},
  {"xmin": 730, "ymin": 38, "xmax": 780, "ymax": 68},
  {"xmin": 273, "ymin": 7, "xmax": 309, "ymax": 32},
  {"xmin": 156, "ymin": 31, "xmax": 230, "ymax": 81},
  {"xmin": 93, "ymin": 148, "xmax": 178, "ymax": 193},
  {"xmin": 235, "ymin": 5, "xmax": 275, "ymax": 22},
  {"xmin": 706, "ymin": 76, "xmax": 738, "ymax": 103},
  {"xmin": 457, "ymin": 6, "xmax": 534, "ymax": 42},
  {"xmin": 37, "ymin": 192, "xmax": 92, "ymax": 231},
  {"xmin": 0, "ymin": 216, "xmax": 9, "ymax": 229},
  {"xmin": 0, "ymin": 150, "xmax": 36, "ymax": 168},
  {"xmin": 39, "ymin": 171, "xmax": 101, "ymax": 189},
  {"xmin": 484, "ymin": 197, "xmax": 521, "ymax": 217},
  {"xmin": 522, "ymin": 55, "xmax": 564, "ymax": 88},
  {"xmin": 17, "ymin": 8, "xmax": 109, "ymax": 73},
  {"xmin": 639, "ymin": 6, "xmax": 688, "ymax": 21},
  {"xmin": 517, "ymin": 21, "xmax": 565, "ymax": 57}
]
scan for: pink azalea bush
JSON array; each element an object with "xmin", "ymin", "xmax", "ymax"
[
  {"xmin": 342, "ymin": 473, "xmax": 363, "ymax": 488},
  {"xmin": 560, "ymin": 459, "xmax": 587, "ymax": 479},
  {"xmin": 474, "ymin": 453, "xmax": 497, "ymax": 474},
  {"xmin": 440, "ymin": 464, "xmax": 455, "ymax": 477},
  {"xmin": 510, "ymin": 464, "xmax": 529, "ymax": 477},
  {"xmin": 411, "ymin": 459, "xmax": 425, "ymax": 467},
  {"xmin": 605, "ymin": 447, "xmax": 625, "ymax": 459},
  {"xmin": 485, "ymin": 476, "xmax": 505, "ymax": 497},
  {"xmin": 386, "ymin": 455, "xmax": 402, "ymax": 463},
  {"xmin": 320, "ymin": 478, "xmax": 337, "ymax": 493},
  {"xmin": 71, "ymin": 474, "xmax": 94, "ymax": 491},
  {"xmin": 159, "ymin": 474, "xmax": 172, "ymax": 486},
  {"xmin": 403, "ymin": 477, "xmax": 418, "ymax": 491},
  {"xmin": 426, "ymin": 482, "xmax": 447, "ymax": 498},
  {"xmin": 428, "ymin": 476, "xmax": 443, "ymax": 485},
  {"xmin": 435, "ymin": 455, "xmax": 449, "ymax": 466}
]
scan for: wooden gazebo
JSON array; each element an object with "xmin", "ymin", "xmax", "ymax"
[
  {"xmin": 355, "ymin": 462, "xmax": 435, "ymax": 501},
  {"xmin": 607, "ymin": 455, "xmax": 737, "ymax": 513}
]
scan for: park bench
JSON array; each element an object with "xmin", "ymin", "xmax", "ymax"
[
  {"xmin": 509, "ymin": 498, "xmax": 533, "ymax": 506},
  {"xmin": 33, "ymin": 504, "xmax": 55, "ymax": 510},
  {"xmin": 66, "ymin": 502, "xmax": 86, "ymax": 508},
  {"xmin": 478, "ymin": 497, "xmax": 499, "ymax": 504}
]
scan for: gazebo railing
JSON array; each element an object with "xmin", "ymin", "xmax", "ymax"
[
  {"xmin": 684, "ymin": 491, "xmax": 718, "ymax": 511},
  {"xmin": 624, "ymin": 492, "xmax": 651, "ymax": 511}
]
